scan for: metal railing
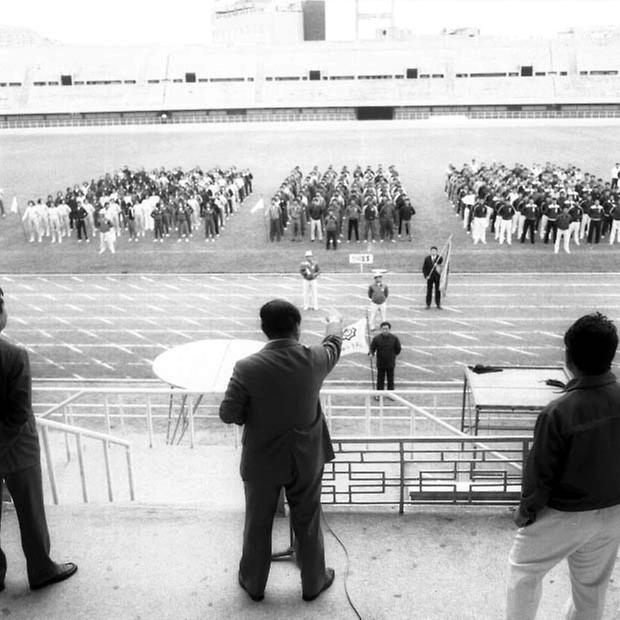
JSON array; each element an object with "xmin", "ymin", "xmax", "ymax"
[
  {"xmin": 32, "ymin": 384, "xmax": 466, "ymax": 448},
  {"xmin": 324, "ymin": 434, "xmax": 531, "ymax": 514},
  {"xmin": 37, "ymin": 417, "xmax": 135, "ymax": 505}
]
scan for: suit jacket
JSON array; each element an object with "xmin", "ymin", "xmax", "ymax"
[
  {"xmin": 0, "ymin": 337, "xmax": 40, "ymax": 474},
  {"xmin": 219, "ymin": 333, "xmax": 342, "ymax": 482},
  {"xmin": 422, "ymin": 255, "xmax": 443, "ymax": 280}
]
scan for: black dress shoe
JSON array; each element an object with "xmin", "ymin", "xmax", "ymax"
[
  {"xmin": 303, "ymin": 567, "xmax": 335, "ymax": 602},
  {"xmin": 30, "ymin": 562, "xmax": 77, "ymax": 590},
  {"xmin": 238, "ymin": 572, "xmax": 264, "ymax": 602}
]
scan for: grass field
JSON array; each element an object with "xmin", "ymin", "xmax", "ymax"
[{"xmin": 1, "ymin": 119, "xmax": 620, "ymax": 273}]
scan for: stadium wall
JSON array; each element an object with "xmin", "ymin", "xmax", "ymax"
[{"xmin": 1, "ymin": 34, "xmax": 619, "ymax": 127}]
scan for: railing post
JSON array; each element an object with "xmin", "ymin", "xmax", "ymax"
[
  {"xmin": 104, "ymin": 395, "xmax": 111, "ymax": 435},
  {"xmin": 40, "ymin": 426, "xmax": 59, "ymax": 505},
  {"xmin": 117, "ymin": 393, "xmax": 125, "ymax": 433},
  {"xmin": 126, "ymin": 447, "xmax": 135, "ymax": 501},
  {"xmin": 102, "ymin": 441, "xmax": 114, "ymax": 502},
  {"xmin": 188, "ymin": 395, "xmax": 195, "ymax": 449},
  {"xmin": 146, "ymin": 394, "xmax": 154, "ymax": 448},
  {"xmin": 75, "ymin": 434, "xmax": 88, "ymax": 503},
  {"xmin": 399, "ymin": 440, "xmax": 405, "ymax": 515},
  {"xmin": 63, "ymin": 407, "xmax": 71, "ymax": 462}
]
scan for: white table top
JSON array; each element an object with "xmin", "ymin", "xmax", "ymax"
[{"xmin": 152, "ymin": 339, "xmax": 265, "ymax": 392}]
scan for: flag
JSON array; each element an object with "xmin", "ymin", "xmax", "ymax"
[
  {"xmin": 439, "ymin": 235, "xmax": 452, "ymax": 296},
  {"xmin": 340, "ymin": 318, "xmax": 368, "ymax": 356},
  {"xmin": 250, "ymin": 197, "xmax": 264, "ymax": 214},
  {"xmin": 10, "ymin": 196, "xmax": 18, "ymax": 214}
]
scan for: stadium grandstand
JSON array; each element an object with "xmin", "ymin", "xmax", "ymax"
[{"xmin": 1, "ymin": 23, "xmax": 620, "ymax": 127}]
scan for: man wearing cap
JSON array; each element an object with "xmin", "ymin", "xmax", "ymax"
[
  {"xmin": 300, "ymin": 251, "xmax": 320, "ymax": 311},
  {"xmin": 0, "ymin": 287, "xmax": 77, "ymax": 590},
  {"xmin": 367, "ymin": 274, "xmax": 389, "ymax": 329}
]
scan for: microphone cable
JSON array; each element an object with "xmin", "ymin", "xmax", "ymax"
[{"xmin": 322, "ymin": 510, "xmax": 364, "ymax": 620}]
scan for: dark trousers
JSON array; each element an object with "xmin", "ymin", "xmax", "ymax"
[
  {"xmin": 0, "ymin": 464, "xmax": 55, "ymax": 585},
  {"xmin": 347, "ymin": 219, "xmax": 359, "ymax": 241},
  {"xmin": 520, "ymin": 219, "xmax": 536, "ymax": 243},
  {"xmin": 269, "ymin": 220, "xmax": 281, "ymax": 242},
  {"xmin": 76, "ymin": 220, "xmax": 87, "ymax": 240},
  {"xmin": 325, "ymin": 230, "xmax": 338, "ymax": 250},
  {"xmin": 544, "ymin": 220, "xmax": 557, "ymax": 244},
  {"xmin": 376, "ymin": 366, "xmax": 395, "ymax": 390},
  {"xmin": 426, "ymin": 276, "xmax": 441, "ymax": 307},
  {"xmin": 240, "ymin": 466, "xmax": 326, "ymax": 598},
  {"xmin": 588, "ymin": 220, "xmax": 602, "ymax": 243}
]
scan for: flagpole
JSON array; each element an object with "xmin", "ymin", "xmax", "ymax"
[{"xmin": 365, "ymin": 310, "xmax": 375, "ymax": 393}]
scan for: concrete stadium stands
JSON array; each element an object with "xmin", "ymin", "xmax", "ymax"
[{"xmin": 1, "ymin": 33, "xmax": 619, "ymax": 126}]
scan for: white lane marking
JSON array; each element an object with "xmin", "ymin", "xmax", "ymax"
[{"xmin": 495, "ymin": 331, "xmax": 524, "ymax": 341}]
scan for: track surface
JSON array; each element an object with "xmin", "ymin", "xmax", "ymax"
[{"xmin": 2, "ymin": 272, "xmax": 619, "ymax": 384}]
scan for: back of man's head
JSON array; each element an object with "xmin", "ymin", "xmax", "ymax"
[
  {"xmin": 260, "ymin": 299, "xmax": 301, "ymax": 340},
  {"xmin": 564, "ymin": 312, "xmax": 618, "ymax": 375}
]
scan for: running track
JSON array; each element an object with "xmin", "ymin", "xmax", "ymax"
[{"xmin": 1, "ymin": 272, "xmax": 619, "ymax": 384}]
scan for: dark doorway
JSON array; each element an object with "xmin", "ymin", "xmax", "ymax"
[{"xmin": 356, "ymin": 106, "xmax": 395, "ymax": 120}]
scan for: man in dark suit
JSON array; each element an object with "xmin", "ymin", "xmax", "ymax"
[
  {"xmin": 422, "ymin": 246, "xmax": 443, "ymax": 309},
  {"xmin": 0, "ymin": 287, "xmax": 77, "ymax": 590},
  {"xmin": 369, "ymin": 321, "xmax": 402, "ymax": 391},
  {"xmin": 220, "ymin": 299, "xmax": 342, "ymax": 603}
]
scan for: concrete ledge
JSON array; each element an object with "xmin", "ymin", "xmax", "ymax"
[{"xmin": 2, "ymin": 503, "xmax": 620, "ymax": 619}]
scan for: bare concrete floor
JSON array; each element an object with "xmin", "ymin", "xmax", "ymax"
[{"xmin": 2, "ymin": 501, "xmax": 620, "ymax": 620}]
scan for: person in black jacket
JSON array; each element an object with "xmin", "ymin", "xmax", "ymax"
[
  {"xmin": 508, "ymin": 312, "xmax": 620, "ymax": 620},
  {"xmin": 368, "ymin": 321, "xmax": 401, "ymax": 391},
  {"xmin": 0, "ymin": 287, "xmax": 77, "ymax": 590},
  {"xmin": 422, "ymin": 246, "xmax": 443, "ymax": 309}
]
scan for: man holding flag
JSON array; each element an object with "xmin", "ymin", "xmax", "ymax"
[{"xmin": 422, "ymin": 246, "xmax": 443, "ymax": 309}]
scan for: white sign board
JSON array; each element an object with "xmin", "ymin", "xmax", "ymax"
[{"xmin": 348, "ymin": 253, "xmax": 374, "ymax": 264}]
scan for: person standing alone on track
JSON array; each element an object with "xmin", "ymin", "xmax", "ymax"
[{"xmin": 422, "ymin": 246, "xmax": 443, "ymax": 309}]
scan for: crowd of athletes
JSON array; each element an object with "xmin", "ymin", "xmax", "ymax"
[
  {"xmin": 446, "ymin": 160, "xmax": 620, "ymax": 252},
  {"xmin": 265, "ymin": 164, "xmax": 416, "ymax": 249},
  {"xmin": 18, "ymin": 166, "xmax": 253, "ymax": 251}
]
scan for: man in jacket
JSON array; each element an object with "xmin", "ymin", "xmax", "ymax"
[
  {"xmin": 220, "ymin": 299, "xmax": 342, "ymax": 602},
  {"xmin": 300, "ymin": 250, "xmax": 320, "ymax": 311},
  {"xmin": 367, "ymin": 274, "xmax": 389, "ymax": 330},
  {"xmin": 0, "ymin": 287, "xmax": 77, "ymax": 590},
  {"xmin": 422, "ymin": 246, "xmax": 443, "ymax": 309},
  {"xmin": 507, "ymin": 312, "xmax": 620, "ymax": 620},
  {"xmin": 368, "ymin": 322, "xmax": 401, "ymax": 391}
]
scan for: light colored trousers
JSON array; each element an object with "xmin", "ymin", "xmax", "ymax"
[
  {"xmin": 554, "ymin": 229, "xmax": 571, "ymax": 253},
  {"xmin": 302, "ymin": 279, "xmax": 318, "ymax": 310},
  {"xmin": 507, "ymin": 504, "xmax": 620, "ymax": 620},
  {"xmin": 610, "ymin": 220, "xmax": 620, "ymax": 244},
  {"xmin": 368, "ymin": 301, "xmax": 387, "ymax": 327},
  {"xmin": 498, "ymin": 219, "xmax": 512, "ymax": 244},
  {"xmin": 472, "ymin": 217, "xmax": 487, "ymax": 243}
]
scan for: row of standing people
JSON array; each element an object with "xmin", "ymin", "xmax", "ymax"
[
  {"xmin": 267, "ymin": 164, "xmax": 416, "ymax": 249},
  {"xmin": 18, "ymin": 166, "xmax": 253, "ymax": 249},
  {"xmin": 446, "ymin": 160, "xmax": 620, "ymax": 253}
]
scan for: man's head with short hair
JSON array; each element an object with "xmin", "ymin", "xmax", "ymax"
[
  {"xmin": 260, "ymin": 299, "xmax": 301, "ymax": 341},
  {"xmin": 564, "ymin": 312, "xmax": 617, "ymax": 376},
  {"xmin": 380, "ymin": 321, "xmax": 391, "ymax": 333}
]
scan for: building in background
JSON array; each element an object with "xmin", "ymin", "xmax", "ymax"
[{"xmin": 212, "ymin": 1, "xmax": 302, "ymax": 45}]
